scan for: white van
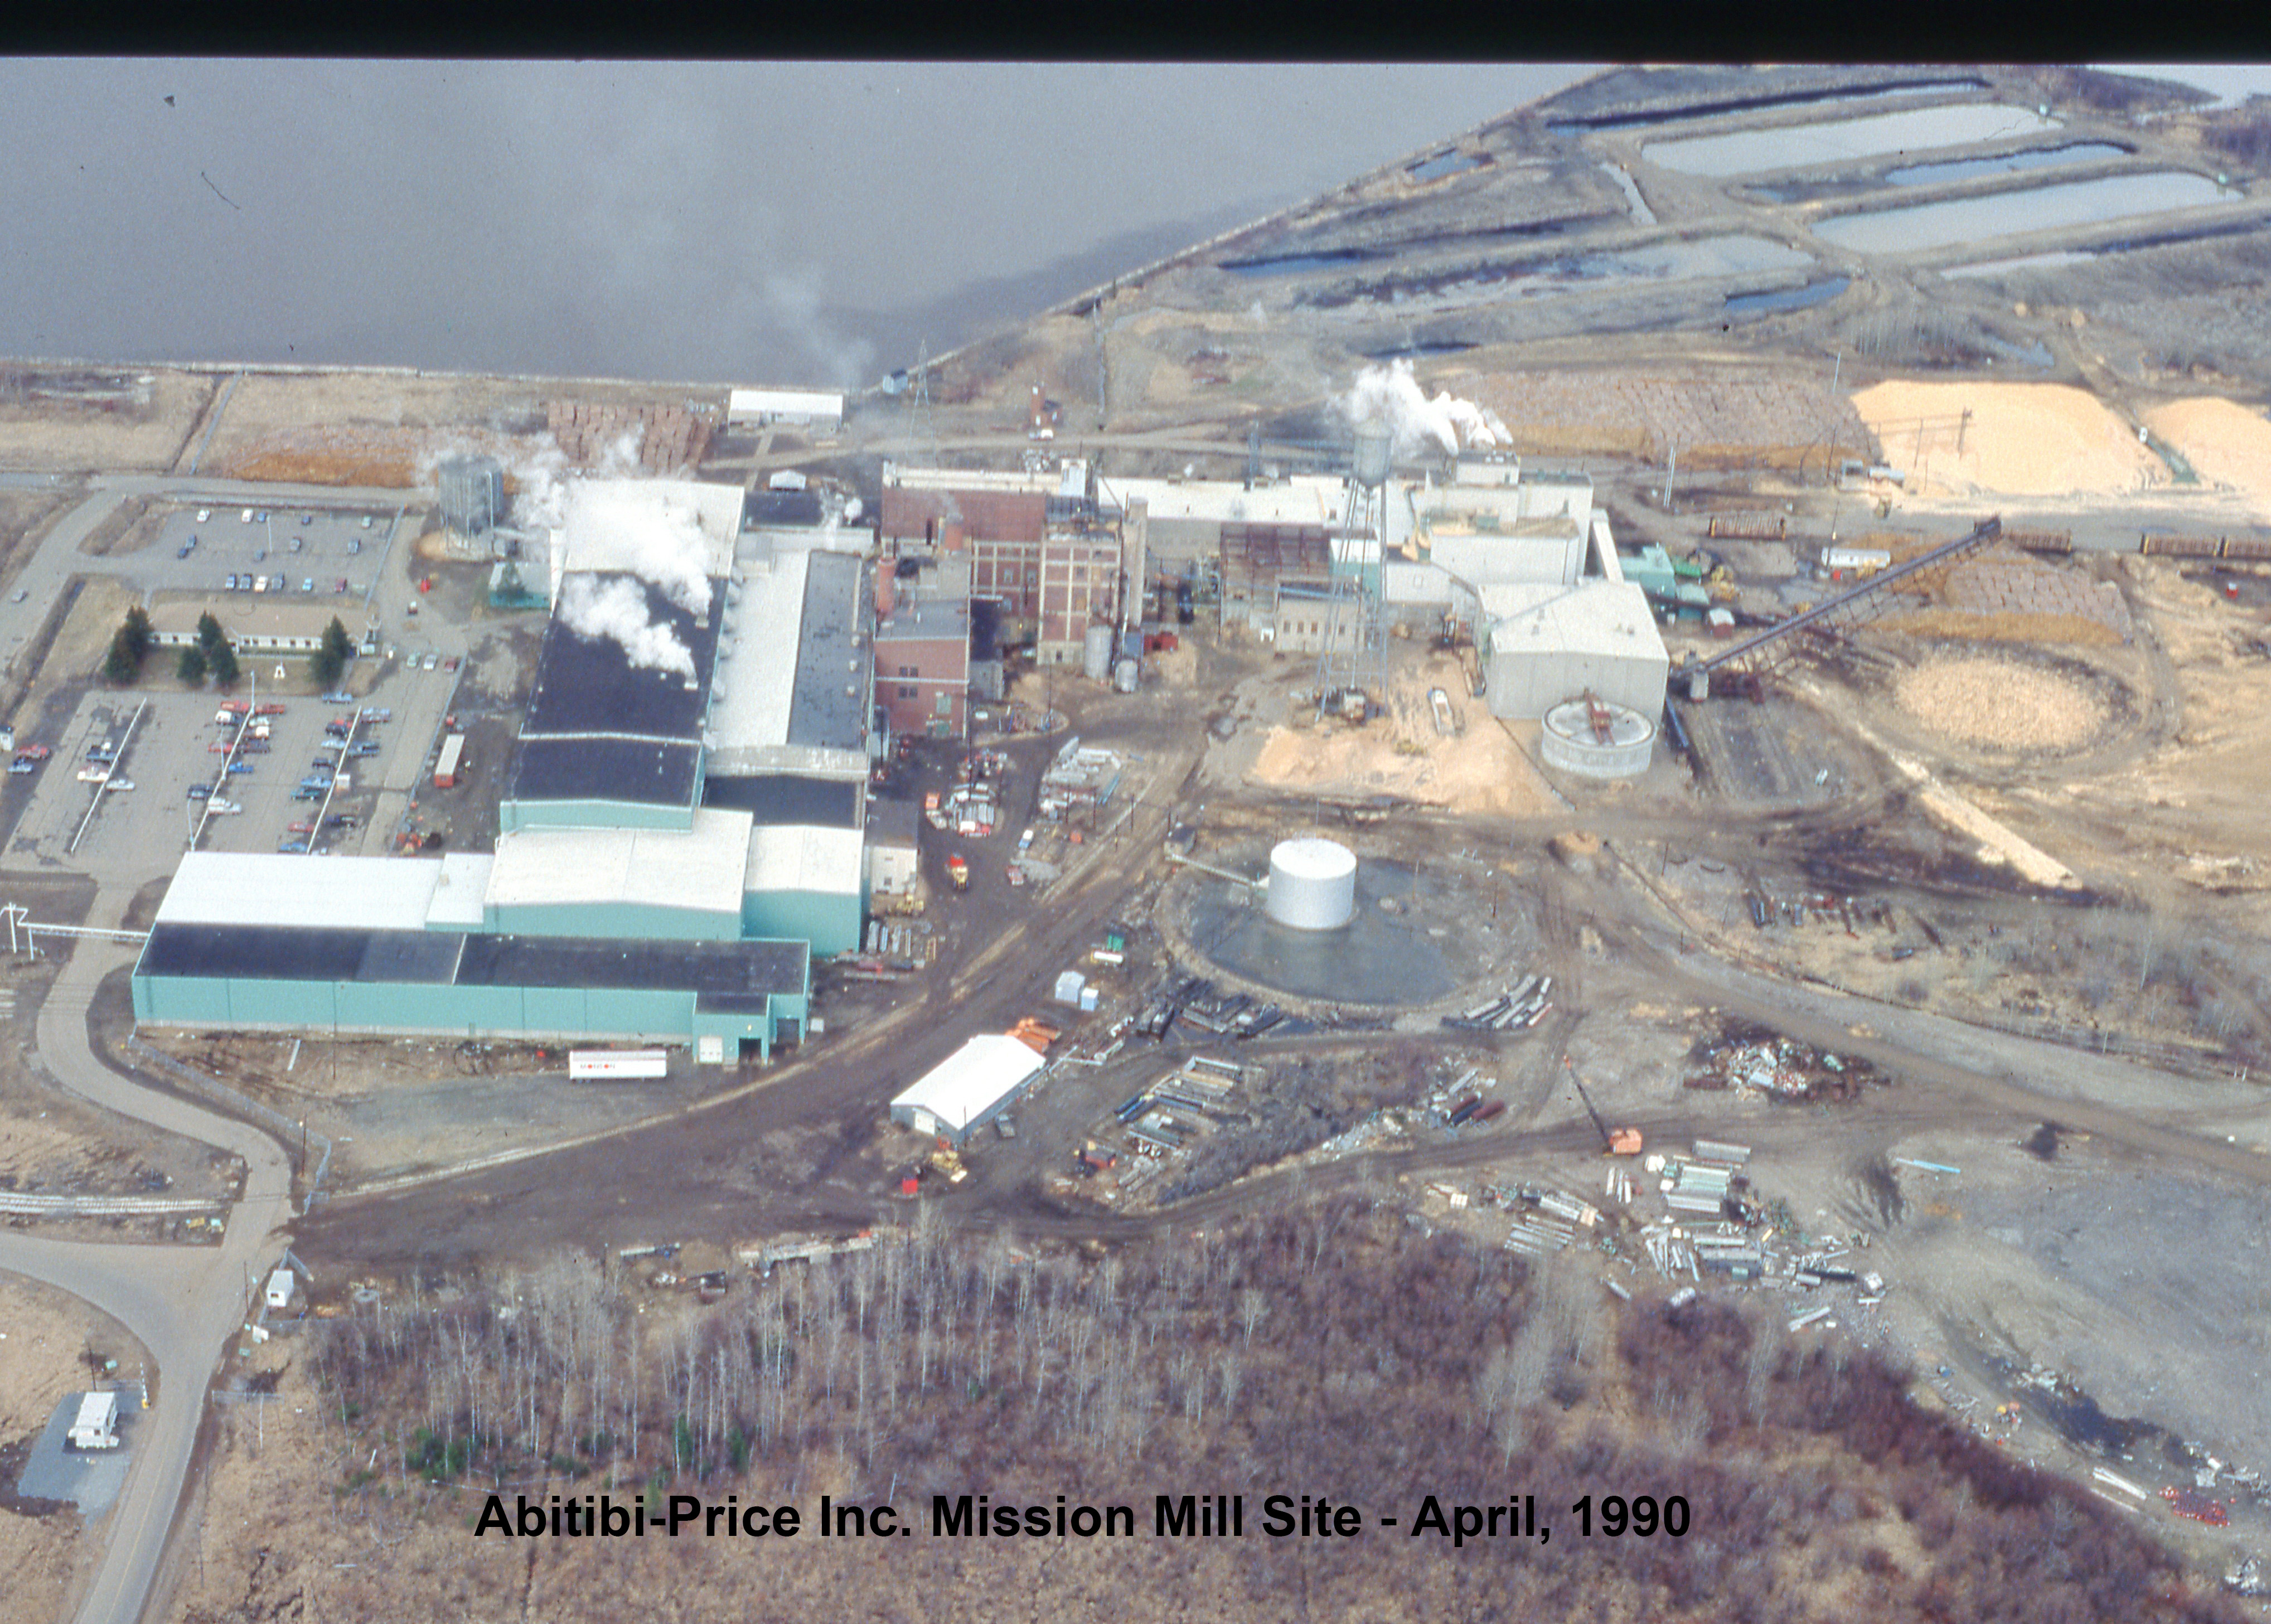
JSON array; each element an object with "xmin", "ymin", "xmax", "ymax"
[{"xmin": 240, "ymin": 508, "xmax": 254, "ymax": 523}]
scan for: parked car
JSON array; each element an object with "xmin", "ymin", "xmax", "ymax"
[
  {"xmin": 240, "ymin": 508, "xmax": 254, "ymax": 523},
  {"xmin": 300, "ymin": 513, "xmax": 314, "ymax": 526},
  {"xmin": 197, "ymin": 508, "xmax": 212, "ymax": 523},
  {"xmin": 302, "ymin": 578, "xmax": 315, "ymax": 593},
  {"xmin": 225, "ymin": 573, "xmax": 240, "ymax": 590},
  {"xmin": 176, "ymin": 542, "xmax": 192, "ymax": 559},
  {"xmin": 322, "ymin": 691, "xmax": 353, "ymax": 704},
  {"xmin": 208, "ymin": 799, "xmax": 241, "ymax": 815},
  {"xmin": 360, "ymin": 515, "xmax": 373, "ymax": 529},
  {"xmin": 348, "ymin": 538, "xmax": 362, "ymax": 555},
  {"xmin": 186, "ymin": 784, "xmax": 212, "ymax": 800},
  {"xmin": 9, "ymin": 589, "xmax": 25, "ymax": 603},
  {"xmin": 277, "ymin": 840, "xmax": 308, "ymax": 854},
  {"xmin": 103, "ymin": 778, "xmax": 134, "ymax": 793},
  {"xmin": 422, "ymin": 652, "xmax": 438, "ymax": 670},
  {"xmin": 7, "ymin": 760, "xmax": 33, "ymax": 775}
]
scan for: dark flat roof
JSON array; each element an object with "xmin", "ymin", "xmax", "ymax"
[
  {"xmin": 520, "ymin": 571, "xmax": 723, "ymax": 742},
  {"xmin": 743, "ymin": 488, "xmax": 824, "ymax": 529},
  {"xmin": 701, "ymin": 773, "xmax": 860, "ymax": 828},
  {"xmin": 510, "ymin": 737, "xmax": 701, "ymax": 810},
  {"xmin": 138, "ymin": 924, "xmax": 463, "ymax": 983},
  {"xmin": 138, "ymin": 923, "xmax": 807, "ymax": 1001},
  {"xmin": 788, "ymin": 550, "xmax": 870, "ymax": 753}
]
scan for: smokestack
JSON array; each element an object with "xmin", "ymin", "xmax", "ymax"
[{"xmin": 877, "ymin": 569, "xmax": 895, "ymax": 619}]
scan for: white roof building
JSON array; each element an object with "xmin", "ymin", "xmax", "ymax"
[
  {"xmin": 728, "ymin": 389, "xmax": 845, "ymax": 429},
  {"xmin": 1478, "ymin": 580, "xmax": 1668, "ymax": 721},
  {"xmin": 157, "ymin": 854, "xmax": 464, "ymax": 933},
  {"xmin": 890, "ymin": 1034, "xmax": 1047, "ymax": 1144},
  {"xmin": 744, "ymin": 823, "xmax": 865, "ymax": 900},
  {"xmin": 483, "ymin": 809, "xmax": 754, "ymax": 938}
]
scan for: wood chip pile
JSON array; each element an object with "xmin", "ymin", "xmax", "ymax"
[{"xmin": 1893, "ymin": 657, "xmax": 2105, "ymax": 752}]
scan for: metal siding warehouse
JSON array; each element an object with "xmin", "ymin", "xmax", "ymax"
[
  {"xmin": 132, "ymin": 854, "xmax": 810, "ymax": 1057},
  {"xmin": 890, "ymin": 1035, "xmax": 1047, "ymax": 1143},
  {"xmin": 1479, "ymin": 580, "xmax": 1669, "ymax": 720}
]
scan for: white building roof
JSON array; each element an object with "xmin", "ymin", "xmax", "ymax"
[
  {"xmin": 744, "ymin": 823, "xmax": 865, "ymax": 898},
  {"xmin": 729, "ymin": 387, "xmax": 844, "ymax": 421},
  {"xmin": 156, "ymin": 854, "xmax": 450, "ymax": 933},
  {"xmin": 884, "ymin": 460, "xmax": 1077, "ymax": 495},
  {"xmin": 707, "ymin": 546, "xmax": 809, "ymax": 760},
  {"xmin": 1481, "ymin": 579, "xmax": 1667, "ymax": 665},
  {"xmin": 1097, "ymin": 473, "xmax": 1348, "ymax": 529},
  {"xmin": 424, "ymin": 854, "xmax": 494, "ymax": 930},
  {"xmin": 485, "ymin": 809, "xmax": 753, "ymax": 916},
  {"xmin": 890, "ymin": 1034, "xmax": 1046, "ymax": 1135}
]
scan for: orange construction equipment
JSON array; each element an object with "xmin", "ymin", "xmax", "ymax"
[{"xmin": 1007, "ymin": 1017, "xmax": 1061, "ymax": 1055}]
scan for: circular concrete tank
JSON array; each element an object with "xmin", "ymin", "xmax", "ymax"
[
  {"xmin": 1540, "ymin": 696, "xmax": 1657, "ymax": 779},
  {"xmin": 1266, "ymin": 837, "xmax": 1357, "ymax": 930}
]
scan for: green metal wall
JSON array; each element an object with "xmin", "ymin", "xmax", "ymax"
[
  {"xmin": 498, "ymin": 797, "xmax": 695, "ymax": 835},
  {"xmin": 740, "ymin": 888, "xmax": 863, "ymax": 957},
  {"xmin": 132, "ymin": 973, "xmax": 786, "ymax": 1058}
]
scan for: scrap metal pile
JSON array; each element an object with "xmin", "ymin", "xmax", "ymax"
[
  {"xmin": 1684, "ymin": 1025, "xmax": 1885, "ymax": 1102},
  {"xmin": 1037, "ymin": 736, "xmax": 1123, "ymax": 822}
]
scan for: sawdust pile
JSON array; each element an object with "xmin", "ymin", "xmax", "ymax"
[
  {"xmin": 1894, "ymin": 657, "xmax": 2105, "ymax": 751},
  {"xmin": 2142, "ymin": 397, "xmax": 2271, "ymax": 511},
  {"xmin": 1246, "ymin": 662, "xmax": 1555, "ymax": 815},
  {"xmin": 1851, "ymin": 381, "xmax": 2164, "ymax": 498}
]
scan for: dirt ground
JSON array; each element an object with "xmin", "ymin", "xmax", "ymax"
[
  {"xmin": 200, "ymin": 372, "xmax": 725, "ymax": 487},
  {"xmin": 1207, "ymin": 647, "xmax": 1560, "ymax": 816},
  {"xmin": 0, "ymin": 371, "xmax": 211, "ymax": 474},
  {"xmin": 0, "ymin": 492, "xmax": 71, "ymax": 588},
  {"xmin": 0, "ymin": 1271, "xmax": 149, "ymax": 1624}
]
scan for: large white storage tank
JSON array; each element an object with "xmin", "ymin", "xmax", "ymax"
[
  {"xmin": 1266, "ymin": 837, "xmax": 1357, "ymax": 930},
  {"xmin": 1082, "ymin": 623, "xmax": 1115, "ymax": 682}
]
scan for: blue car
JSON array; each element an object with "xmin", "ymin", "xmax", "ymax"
[{"xmin": 226, "ymin": 762, "xmax": 254, "ymax": 774}]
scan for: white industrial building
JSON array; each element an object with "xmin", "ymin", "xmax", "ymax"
[
  {"xmin": 890, "ymin": 1034, "xmax": 1047, "ymax": 1143},
  {"xmin": 1478, "ymin": 581, "xmax": 1668, "ymax": 719},
  {"xmin": 727, "ymin": 388, "xmax": 845, "ymax": 434}
]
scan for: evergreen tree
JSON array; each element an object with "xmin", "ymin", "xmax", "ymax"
[
  {"xmin": 195, "ymin": 611, "xmax": 226, "ymax": 654},
  {"xmin": 312, "ymin": 617, "xmax": 355, "ymax": 686},
  {"xmin": 177, "ymin": 644, "xmax": 208, "ymax": 684},
  {"xmin": 209, "ymin": 641, "xmax": 241, "ymax": 689},
  {"xmin": 122, "ymin": 604, "xmax": 154, "ymax": 663},
  {"xmin": 102, "ymin": 628, "xmax": 137, "ymax": 685}
]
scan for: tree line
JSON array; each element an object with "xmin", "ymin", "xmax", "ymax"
[
  {"xmin": 284, "ymin": 1196, "xmax": 2243, "ymax": 1622},
  {"xmin": 104, "ymin": 607, "xmax": 354, "ymax": 689}
]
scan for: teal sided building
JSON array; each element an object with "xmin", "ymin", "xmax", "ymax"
[{"xmin": 135, "ymin": 543, "xmax": 879, "ymax": 1060}]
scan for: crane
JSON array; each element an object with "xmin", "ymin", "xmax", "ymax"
[{"xmin": 1563, "ymin": 1056, "xmax": 1642, "ymax": 1156}]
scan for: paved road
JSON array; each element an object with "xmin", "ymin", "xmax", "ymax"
[{"xmin": 0, "ymin": 891, "xmax": 293, "ymax": 1624}]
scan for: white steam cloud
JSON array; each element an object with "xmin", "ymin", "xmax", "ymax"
[
  {"xmin": 1340, "ymin": 359, "xmax": 1509, "ymax": 459},
  {"xmin": 556, "ymin": 575, "xmax": 697, "ymax": 682},
  {"xmin": 420, "ymin": 430, "xmax": 719, "ymax": 678}
]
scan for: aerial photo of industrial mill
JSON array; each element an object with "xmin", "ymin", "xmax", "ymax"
[{"xmin": 11, "ymin": 57, "xmax": 2271, "ymax": 1622}]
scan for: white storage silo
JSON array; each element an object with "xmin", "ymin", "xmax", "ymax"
[
  {"xmin": 1266, "ymin": 837, "xmax": 1357, "ymax": 930},
  {"xmin": 1083, "ymin": 623, "xmax": 1115, "ymax": 682}
]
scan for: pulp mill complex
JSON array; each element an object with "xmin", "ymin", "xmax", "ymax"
[{"xmin": 127, "ymin": 431, "xmax": 1663, "ymax": 1061}]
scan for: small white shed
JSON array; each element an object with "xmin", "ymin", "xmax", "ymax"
[{"xmin": 264, "ymin": 1268, "xmax": 296, "ymax": 1311}]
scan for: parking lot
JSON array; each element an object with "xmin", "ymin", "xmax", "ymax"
[
  {"xmin": 8, "ymin": 678, "xmax": 456, "ymax": 867},
  {"xmin": 144, "ymin": 503, "xmax": 401, "ymax": 613}
]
